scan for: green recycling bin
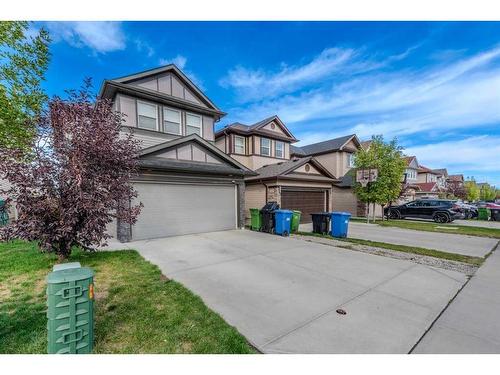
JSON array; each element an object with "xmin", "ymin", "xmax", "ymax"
[
  {"xmin": 47, "ymin": 263, "xmax": 95, "ymax": 354},
  {"xmin": 250, "ymin": 208, "xmax": 262, "ymax": 231},
  {"xmin": 290, "ymin": 210, "xmax": 301, "ymax": 233},
  {"xmin": 478, "ymin": 207, "xmax": 490, "ymax": 221}
]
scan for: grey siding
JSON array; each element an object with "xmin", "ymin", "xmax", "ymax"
[
  {"xmin": 130, "ymin": 72, "xmax": 205, "ymax": 107},
  {"xmin": 116, "ymin": 93, "xmax": 216, "ymax": 144}
]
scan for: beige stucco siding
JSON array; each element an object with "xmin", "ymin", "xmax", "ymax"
[
  {"xmin": 244, "ymin": 183, "xmax": 267, "ymax": 222},
  {"xmin": 331, "ymin": 187, "xmax": 358, "ymax": 215},
  {"xmin": 215, "ymin": 136, "xmax": 226, "ymax": 153}
]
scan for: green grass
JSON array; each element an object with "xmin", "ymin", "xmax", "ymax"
[
  {"xmin": 350, "ymin": 217, "xmax": 500, "ymax": 239},
  {"xmin": 297, "ymin": 231, "xmax": 485, "ymax": 266},
  {"xmin": 0, "ymin": 241, "xmax": 256, "ymax": 354}
]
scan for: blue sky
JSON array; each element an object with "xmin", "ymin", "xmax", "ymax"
[{"xmin": 37, "ymin": 21, "xmax": 500, "ymax": 185}]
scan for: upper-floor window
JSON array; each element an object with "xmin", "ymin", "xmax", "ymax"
[
  {"xmin": 163, "ymin": 108, "xmax": 181, "ymax": 135},
  {"xmin": 347, "ymin": 153, "xmax": 355, "ymax": 168},
  {"xmin": 186, "ymin": 113, "xmax": 202, "ymax": 136},
  {"xmin": 406, "ymin": 169, "xmax": 417, "ymax": 180},
  {"xmin": 137, "ymin": 101, "xmax": 158, "ymax": 130},
  {"xmin": 234, "ymin": 136, "xmax": 245, "ymax": 154},
  {"xmin": 260, "ymin": 138, "xmax": 271, "ymax": 156},
  {"xmin": 275, "ymin": 141, "xmax": 284, "ymax": 158}
]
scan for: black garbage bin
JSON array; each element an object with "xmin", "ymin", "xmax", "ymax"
[
  {"xmin": 311, "ymin": 212, "xmax": 331, "ymax": 234},
  {"xmin": 491, "ymin": 209, "xmax": 500, "ymax": 221},
  {"xmin": 260, "ymin": 202, "xmax": 279, "ymax": 233}
]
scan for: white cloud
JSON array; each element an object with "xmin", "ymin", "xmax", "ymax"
[
  {"xmin": 134, "ymin": 39, "xmax": 155, "ymax": 57},
  {"xmin": 227, "ymin": 45, "xmax": 500, "ymax": 140},
  {"xmin": 220, "ymin": 46, "xmax": 418, "ymax": 102},
  {"xmin": 159, "ymin": 54, "xmax": 187, "ymax": 69},
  {"xmin": 46, "ymin": 22, "xmax": 125, "ymax": 53}
]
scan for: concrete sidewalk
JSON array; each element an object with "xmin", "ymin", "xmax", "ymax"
[
  {"xmin": 299, "ymin": 222, "xmax": 498, "ymax": 257},
  {"xmin": 413, "ymin": 242, "xmax": 500, "ymax": 353}
]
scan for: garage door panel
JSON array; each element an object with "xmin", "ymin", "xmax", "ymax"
[
  {"xmin": 281, "ymin": 190, "xmax": 326, "ymax": 223},
  {"xmin": 132, "ymin": 183, "xmax": 236, "ymax": 240}
]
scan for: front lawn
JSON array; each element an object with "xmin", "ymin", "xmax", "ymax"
[
  {"xmin": 350, "ymin": 217, "xmax": 500, "ymax": 239},
  {"xmin": 0, "ymin": 241, "xmax": 256, "ymax": 354}
]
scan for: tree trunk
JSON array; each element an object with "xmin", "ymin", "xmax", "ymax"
[
  {"xmin": 372, "ymin": 202, "xmax": 376, "ymax": 222},
  {"xmin": 366, "ymin": 202, "xmax": 370, "ymax": 223}
]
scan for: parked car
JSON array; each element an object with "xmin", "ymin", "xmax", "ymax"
[
  {"xmin": 384, "ymin": 200, "xmax": 464, "ymax": 223},
  {"xmin": 456, "ymin": 202, "xmax": 478, "ymax": 219}
]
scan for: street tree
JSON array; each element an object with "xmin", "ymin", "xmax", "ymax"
[
  {"xmin": 353, "ymin": 135, "xmax": 406, "ymax": 222},
  {"xmin": 0, "ymin": 21, "xmax": 50, "ymax": 150},
  {"xmin": 464, "ymin": 179, "xmax": 480, "ymax": 202},
  {"xmin": 0, "ymin": 83, "xmax": 142, "ymax": 259}
]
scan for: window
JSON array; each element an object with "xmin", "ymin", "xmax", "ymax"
[
  {"xmin": 347, "ymin": 153, "xmax": 354, "ymax": 168},
  {"xmin": 186, "ymin": 113, "xmax": 202, "ymax": 136},
  {"xmin": 234, "ymin": 136, "xmax": 245, "ymax": 154},
  {"xmin": 163, "ymin": 108, "xmax": 181, "ymax": 134},
  {"xmin": 260, "ymin": 138, "xmax": 271, "ymax": 156},
  {"xmin": 137, "ymin": 101, "xmax": 158, "ymax": 130},
  {"xmin": 275, "ymin": 141, "xmax": 284, "ymax": 158}
]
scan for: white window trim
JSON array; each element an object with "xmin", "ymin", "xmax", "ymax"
[
  {"xmin": 163, "ymin": 107, "xmax": 182, "ymax": 135},
  {"xmin": 260, "ymin": 137, "xmax": 271, "ymax": 156},
  {"xmin": 347, "ymin": 153, "xmax": 354, "ymax": 168},
  {"xmin": 275, "ymin": 141, "xmax": 284, "ymax": 158},
  {"xmin": 136, "ymin": 100, "xmax": 159, "ymax": 131},
  {"xmin": 234, "ymin": 135, "xmax": 245, "ymax": 154},
  {"xmin": 185, "ymin": 112, "xmax": 203, "ymax": 137}
]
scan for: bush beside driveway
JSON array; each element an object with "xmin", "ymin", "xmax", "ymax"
[{"xmin": 0, "ymin": 241, "xmax": 256, "ymax": 354}]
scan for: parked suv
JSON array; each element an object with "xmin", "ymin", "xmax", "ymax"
[{"xmin": 384, "ymin": 200, "xmax": 464, "ymax": 223}]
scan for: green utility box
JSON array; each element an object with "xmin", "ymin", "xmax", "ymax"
[
  {"xmin": 250, "ymin": 208, "xmax": 262, "ymax": 231},
  {"xmin": 478, "ymin": 207, "xmax": 490, "ymax": 221},
  {"xmin": 291, "ymin": 211, "xmax": 302, "ymax": 233},
  {"xmin": 47, "ymin": 263, "xmax": 95, "ymax": 354}
]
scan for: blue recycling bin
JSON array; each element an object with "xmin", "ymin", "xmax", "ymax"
[
  {"xmin": 331, "ymin": 212, "xmax": 351, "ymax": 238},
  {"xmin": 274, "ymin": 209, "xmax": 293, "ymax": 236}
]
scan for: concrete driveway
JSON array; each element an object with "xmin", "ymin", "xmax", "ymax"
[
  {"xmin": 300, "ymin": 222, "xmax": 497, "ymax": 257},
  {"xmin": 106, "ymin": 230, "xmax": 467, "ymax": 353}
]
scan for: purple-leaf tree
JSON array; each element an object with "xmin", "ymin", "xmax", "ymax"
[{"xmin": 0, "ymin": 81, "xmax": 142, "ymax": 258}]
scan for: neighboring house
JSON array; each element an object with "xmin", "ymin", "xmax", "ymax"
[
  {"xmin": 414, "ymin": 182, "xmax": 440, "ymax": 199},
  {"xmin": 417, "ymin": 165, "xmax": 440, "ymax": 183},
  {"xmin": 98, "ymin": 64, "xmax": 255, "ymax": 242},
  {"xmin": 215, "ymin": 117, "xmax": 337, "ymax": 223},
  {"xmin": 403, "ymin": 156, "xmax": 419, "ymax": 184},
  {"xmin": 432, "ymin": 168, "xmax": 448, "ymax": 189},
  {"xmin": 290, "ymin": 134, "xmax": 369, "ymax": 216}
]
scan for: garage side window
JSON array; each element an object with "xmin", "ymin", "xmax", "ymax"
[
  {"xmin": 137, "ymin": 101, "xmax": 158, "ymax": 130},
  {"xmin": 186, "ymin": 113, "xmax": 202, "ymax": 136},
  {"xmin": 234, "ymin": 136, "xmax": 245, "ymax": 154},
  {"xmin": 260, "ymin": 138, "xmax": 271, "ymax": 156},
  {"xmin": 163, "ymin": 108, "xmax": 181, "ymax": 135}
]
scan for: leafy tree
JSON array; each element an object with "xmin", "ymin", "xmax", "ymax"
[
  {"xmin": 353, "ymin": 135, "xmax": 406, "ymax": 222},
  {"xmin": 0, "ymin": 21, "xmax": 50, "ymax": 150},
  {"xmin": 464, "ymin": 180, "xmax": 480, "ymax": 202},
  {"xmin": 480, "ymin": 183, "xmax": 497, "ymax": 201},
  {"xmin": 0, "ymin": 83, "xmax": 142, "ymax": 259}
]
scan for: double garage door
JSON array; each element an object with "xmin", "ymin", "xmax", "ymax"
[
  {"xmin": 132, "ymin": 182, "xmax": 237, "ymax": 240},
  {"xmin": 281, "ymin": 189, "xmax": 328, "ymax": 223}
]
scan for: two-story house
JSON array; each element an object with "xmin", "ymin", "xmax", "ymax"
[
  {"xmin": 215, "ymin": 116, "xmax": 337, "ymax": 223},
  {"xmin": 432, "ymin": 168, "xmax": 448, "ymax": 189},
  {"xmin": 98, "ymin": 64, "xmax": 255, "ymax": 242},
  {"xmin": 290, "ymin": 134, "xmax": 367, "ymax": 216}
]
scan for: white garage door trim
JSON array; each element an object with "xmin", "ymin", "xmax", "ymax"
[{"xmin": 132, "ymin": 181, "xmax": 237, "ymax": 240}]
